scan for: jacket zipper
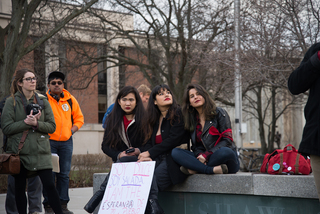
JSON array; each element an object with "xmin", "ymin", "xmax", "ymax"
[
  {"xmin": 200, "ymin": 122, "xmax": 212, "ymax": 151},
  {"xmin": 57, "ymin": 101, "xmax": 63, "ymax": 141}
]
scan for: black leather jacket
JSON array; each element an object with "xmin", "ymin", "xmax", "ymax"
[{"xmin": 190, "ymin": 107, "xmax": 236, "ymax": 156}]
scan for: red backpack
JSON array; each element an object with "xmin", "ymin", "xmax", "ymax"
[{"xmin": 260, "ymin": 144, "xmax": 312, "ymax": 175}]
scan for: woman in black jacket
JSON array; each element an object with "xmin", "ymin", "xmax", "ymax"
[
  {"xmin": 288, "ymin": 42, "xmax": 320, "ymax": 201},
  {"xmin": 84, "ymin": 86, "xmax": 148, "ymax": 213},
  {"xmin": 171, "ymin": 83, "xmax": 239, "ymax": 175},
  {"xmin": 138, "ymin": 84, "xmax": 190, "ymax": 213}
]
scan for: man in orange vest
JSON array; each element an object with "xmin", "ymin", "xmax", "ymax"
[{"xmin": 43, "ymin": 71, "xmax": 84, "ymax": 214}]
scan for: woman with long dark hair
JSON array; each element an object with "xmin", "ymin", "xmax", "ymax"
[
  {"xmin": 1, "ymin": 69, "xmax": 63, "ymax": 214},
  {"xmin": 84, "ymin": 86, "xmax": 148, "ymax": 213},
  {"xmin": 138, "ymin": 84, "xmax": 190, "ymax": 213},
  {"xmin": 171, "ymin": 83, "xmax": 239, "ymax": 175}
]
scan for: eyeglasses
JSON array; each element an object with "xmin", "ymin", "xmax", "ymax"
[
  {"xmin": 50, "ymin": 81, "xmax": 63, "ymax": 85},
  {"xmin": 23, "ymin": 77, "xmax": 38, "ymax": 82}
]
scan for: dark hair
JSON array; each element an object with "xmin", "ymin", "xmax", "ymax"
[
  {"xmin": 182, "ymin": 83, "xmax": 217, "ymax": 132},
  {"xmin": 10, "ymin": 69, "xmax": 36, "ymax": 98},
  {"xmin": 104, "ymin": 86, "xmax": 147, "ymax": 148},
  {"xmin": 146, "ymin": 84, "xmax": 180, "ymax": 139}
]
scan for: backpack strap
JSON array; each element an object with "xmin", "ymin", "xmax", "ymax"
[
  {"xmin": 34, "ymin": 93, "xmax": 44, "ymax": 109},
  {"xmin": 295, "ymin": 153, "xmax": 300, "ymax": 174},
  {"xmin": 67, "ymin": 98, "xmax": 73, "ymax": 125}
]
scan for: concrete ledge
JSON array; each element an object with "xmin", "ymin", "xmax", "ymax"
[
  {"xmin": 93, "ymin": 172, "xmax": 318, "ymax": 199},
  {"xmin": 166, "ymin": 172, "xmax": 253, "ymax": 195},
  {"xmin": 253, "ymin": 173, "xmax": 318, "ymax": 199}
]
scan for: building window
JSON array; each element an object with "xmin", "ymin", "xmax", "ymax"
[
  {"xmin": 98, "ymin": 45, "xmax": 108, "ymax": 124},
  {"xmin": 58, "ymin": 40, "xmax": 68, "ymax": 89},
  {"xmin": 33, "ymin": 37, "xmax": 46, "ymax": 94},
  {"xmin": 118, "ymin": 46, "xmax": 126, "ymax": 90}
]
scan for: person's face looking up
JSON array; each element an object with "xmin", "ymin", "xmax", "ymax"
[
  {"xmin": 154, "ymin": 88, "xmax": 172, "ymax": 108},
  {"xmin": 118, "ymin": 93, "xmax": 137, "ymax": 114}
]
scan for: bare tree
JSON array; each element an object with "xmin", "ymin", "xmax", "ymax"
[
  {"xmin": 63, "ymin": 0, "xmax": 234, "ymax": 102},
  {"xmin": 234, "ymin": 0, "xmax": 319, "ymax": 153},
  {"xmin": 0, "ymin": 0, "xmax": 98, "ymax": 99}
]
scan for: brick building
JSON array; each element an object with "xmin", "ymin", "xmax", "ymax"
[{"xmin": 0, "ymin": 1, "xmax": 306, "ymax": 154}]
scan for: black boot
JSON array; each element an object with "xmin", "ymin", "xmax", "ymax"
[
  {"xmin": 84, "ymin": 174, "xmax": 110, "ymax": 213},
  {"xmin": 145, "ymin": 199, "xmax": 165, "ymax": 214}
]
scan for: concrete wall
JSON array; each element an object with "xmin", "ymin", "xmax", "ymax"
[
  {"xmin": 73, "ymin": 123, "xmax": 105, "ymax": 154},
  {"xmin": 92, "ymin": 172, "xmax": 320, "ymax": 214}
]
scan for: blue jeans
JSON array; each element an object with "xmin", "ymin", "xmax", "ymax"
[
  {"xmin": 43, "ymin": 137, "xmax": 73, "ymax": 205},
  {"xmin": 171, "ymin": 147, "xmax": 239, "ymax": 174}
]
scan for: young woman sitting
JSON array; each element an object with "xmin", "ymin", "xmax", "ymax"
[
  {"xmin": 138, "ymin": 84, "xmax": 190, "ymax": 213},
  {"xmin": 84, "ymin": 86, "xmax": 148, "ymax": 213},
  {"xmin": 171, "ymin": 83, "xmax": 239, "ymax": 175}
]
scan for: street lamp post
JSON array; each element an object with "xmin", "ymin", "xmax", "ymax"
[{"xmin": 234, "ymin": 0, "xmax": 242, "ymax": 148}]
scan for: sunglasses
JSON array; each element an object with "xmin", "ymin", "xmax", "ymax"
[{"xmin": 50, "ymin": 81, "xmax": 63, "ymax": 85}]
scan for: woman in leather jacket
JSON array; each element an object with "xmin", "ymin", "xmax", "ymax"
[{"xmin": 172, "ymin": 83, "xmax": 239, "ymax": 175}]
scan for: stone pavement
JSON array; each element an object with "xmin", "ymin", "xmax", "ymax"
[{"xmin": 0, "ymin": 187, "xmax": 93, "ymax": 214}]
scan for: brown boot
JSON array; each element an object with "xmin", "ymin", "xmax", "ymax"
[{"xmin": 61, "ymin": 204, "xmax": 74, "ymax": 214}]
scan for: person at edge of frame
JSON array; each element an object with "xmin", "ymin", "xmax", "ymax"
[
  {"xmin": 288, "ymin": 42, "xmax": 320, "ymax": 201},
  {"xmin": 1, "ymin": 69, "xmax": 63, "ymax": 214}
]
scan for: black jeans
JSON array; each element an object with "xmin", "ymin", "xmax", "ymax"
[
  {"xmin": 6, "ymin": 175, "xmax": 42, "ymax": 214},
  {"xmin": 14, "ymin": 164, "xmax": 63, "ymax": 214},
  {"xmin": 154, "ymin": 155, "xmax": 172, "ymax": 191}
]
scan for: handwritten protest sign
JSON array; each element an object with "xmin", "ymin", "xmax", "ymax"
[{"xmin": 98, "ymin": 161, "xmax": 156, "ymax": 214}]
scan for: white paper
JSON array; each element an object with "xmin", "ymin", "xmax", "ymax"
[
  {"xmin": 51, "ymin": 153, "xmax": 60, "ymax": 173},
  {"xmin": 98, "ymin": 161, "xmax": 155, "ymax": 214}
]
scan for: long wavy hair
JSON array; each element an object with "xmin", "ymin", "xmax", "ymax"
[
  {"xmin": 104, "ymin": 86, "xmax": 147, "ymax": 148},
  {"xmin": 146, "ymin": 84, "xmax": 180, "ymax": 140},
  {"xmin": 182, "ymin": 83, "xmax": 217, "ymax": 132}
]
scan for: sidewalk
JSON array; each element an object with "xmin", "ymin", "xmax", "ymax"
[{"xmin": 0, "ymin": 187, "xmax": 93, "ymax": 214}]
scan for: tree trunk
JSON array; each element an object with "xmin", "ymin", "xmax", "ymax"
[{"xmin": 257, "ymin": 86, "xmax": 267, "ymax": 154}]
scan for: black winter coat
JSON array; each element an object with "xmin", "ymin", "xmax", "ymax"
[
  {"xmin": 144, "ymin": 108, "xmax": 190, "ymax": 185},
  {"xmin": 191, "ymin": 107, "xmax": 236, "ymax": 156},
  {"xmin": 288, "ymin": 42, "xmax": 320, "ymax": 156},
  {"xmin": 101, "ymin": 118, "xmax": 146, "ymax": 162}
]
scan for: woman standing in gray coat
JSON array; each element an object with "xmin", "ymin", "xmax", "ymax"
[{"xmin": 1, "ymin": 69, "xmax": 63, "ymax": 214}]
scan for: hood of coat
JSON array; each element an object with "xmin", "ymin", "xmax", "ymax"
[{"xmin": 46, "ymin": 88, "xmax": 72, "ymax": 102}]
